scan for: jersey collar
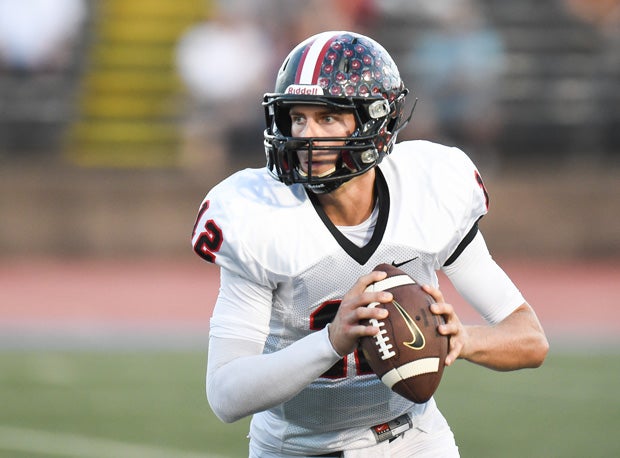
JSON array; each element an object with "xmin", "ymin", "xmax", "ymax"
[{"xmin": 308, "ymin": 168, "xmax": 389, "ymax": 265}]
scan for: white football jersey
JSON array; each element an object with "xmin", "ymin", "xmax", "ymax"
[{"xmin": 192, "ymin": 140, "xmax": 489, "ymax": 453}]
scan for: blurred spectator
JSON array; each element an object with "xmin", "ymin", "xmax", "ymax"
[
  {"xmin": 255, "ymin": 0, "xmax": 380, "ymax": 99},
  {"xmin": 404, "ymin": 0, "xmax": 506, "ymax": 169},
  {"xmin": 175, "ymin": 0, "xmax": 274, "ymax": 169},
  {"xmin": 266, "ymin": 0, "xmax": 378, "ymax": 49},
  {"xmin": 0, "ymin": 0, "xmax": 86, "ymax": 74},
  {"xmin": 562, "ymin": 0, "xmax": 620, "ymax": 35},
  {"xmin": 0, "ymin": 0, "xmax": 87, "ymax": 158},
  {"xmin": 175, "ymin": 0, "xmax": 378, "ymax": 170}
]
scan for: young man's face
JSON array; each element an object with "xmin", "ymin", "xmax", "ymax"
[{"xmin": 289, "ymin": 105, "xmax": 357, "ymax": 177}]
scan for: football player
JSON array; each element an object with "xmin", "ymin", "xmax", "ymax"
[{"xmin": 192, "ymin": 31, "xmax": 548, "ymax": 457}]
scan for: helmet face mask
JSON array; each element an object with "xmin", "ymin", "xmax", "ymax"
[{"xmin": 263, "ymin": 31, "xmax": 410, "ymax": 194}]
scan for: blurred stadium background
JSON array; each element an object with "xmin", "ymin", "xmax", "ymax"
[
  {"xmin": 1, "ymin": 0, "xmax": 618, "ymax": 260},
  {"xmin": 0, "ymin": 0, "xmax": 619, "ymax": 457}
]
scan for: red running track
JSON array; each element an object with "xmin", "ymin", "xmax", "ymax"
[{"xmin": 1, "ymin": 257, "xmax": 618, "ymax": 346}]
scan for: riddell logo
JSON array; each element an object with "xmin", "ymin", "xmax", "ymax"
[{"xmin": 285, "ymin": 85, "xmax": 323, "ymax": 95}]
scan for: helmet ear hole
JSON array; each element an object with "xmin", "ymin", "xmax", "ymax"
[{"xmin": 368, "ymin": 100, "xmax": 390, "ymax": 120}]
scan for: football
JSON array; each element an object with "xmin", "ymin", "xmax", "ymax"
[{"xmin": 359, "ymin": 263, "xmax": 448, "ymax": 403}]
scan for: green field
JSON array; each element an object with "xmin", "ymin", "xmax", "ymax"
[{"xmin": 1, "ymin": 349, "xmax": 618, "ymax": 458}]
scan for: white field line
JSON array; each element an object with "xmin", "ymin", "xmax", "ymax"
[{"xmin": 0, "ymin": 425, "xmax": 227, "ymax": 458}]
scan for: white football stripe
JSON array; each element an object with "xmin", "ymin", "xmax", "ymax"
[
  {"xmin": 365, "ymin": 275, "xmax": 416, "ymax": 293},
  {"xmin": 380, "ymin": 357, "xmax": 440, "ymax": 388},
  {"xmin": 298, "ymin": 32, "xmax": 335, "ymax": 84}
]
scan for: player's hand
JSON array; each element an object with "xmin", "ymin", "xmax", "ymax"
[
  {"xmin": 422, "ymin": 285, "xmax": 469, "ymax": 367},
  {"xmin": 328, "ymin": 271, "xmax": 392, "ymax": 357}
]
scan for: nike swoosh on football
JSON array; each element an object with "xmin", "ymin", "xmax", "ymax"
[
  {"xmin": 393, "ymin": 301, "xmax": 426, "ymax": 350},
  {"xmin": 391, "ymin": 257, "xmax": 419, "ymax": 268}
]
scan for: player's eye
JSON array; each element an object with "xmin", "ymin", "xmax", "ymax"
[
  {"xmin": 321, "ymin": 114, "xmax": 339, "ymax": 124},
  {"xmin": 290, "ymin": 114, "xmax": 305, "ymax": 125}
]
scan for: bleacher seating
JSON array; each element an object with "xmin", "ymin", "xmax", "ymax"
[
  {"xmin": 0, "ymin": 1, "xmax": 86, "ymax": 159},
  {"xmin": 0, "ymin": 0, "xmax": 617, "ymax": 166},
  {"xmin": 376, "ymin": 0, "xmax": 619, "ymax": 161},
  {"xmin": 65, "ymin": 0, "xmax": 210, "ymax": 167},
  {"xmin": 0, "ymin": 0, "xmax": 617, "ymax": 258}
]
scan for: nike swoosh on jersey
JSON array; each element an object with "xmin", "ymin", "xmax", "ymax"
[{"xmin": 391, "ymin": 257, "xmax": 419, "ymax": 268}]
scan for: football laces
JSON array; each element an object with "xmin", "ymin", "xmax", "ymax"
[{"xmin": 367, "ymin": 304, "xmax": 396, "ymax": 360}]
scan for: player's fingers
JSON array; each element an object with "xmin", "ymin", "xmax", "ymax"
[
  {"xmin": 428, "ymin": 300, "xmax": 463, "ymax": 366},
  {"xmin": 341, "ymin": 292, "xmax": 392, "ymax": 317},
  {"xmin": 430, "ymin": 300, "xmax": 454, "ymax": 318},
  {"xmin": 438, "ymin": 320, "xmax": 459, "ymax": 336},
  {"xmin": 445, "ymin": 339, "xmax": 462, "ymax": 366},
  {"xmin": 422, "ymin": 284, "xmax": 444, "ymax": 304},
  {"xmin": 337, "ymin": 302, "xmax": 386, "ymax": 331},
  {"xmin": 349, "ymin": 322, "xmax": 385, "ymax": 338},
  {"xmin": 434, "ymin": 302, "xmax": 466, "ymax": 366},
  {"xmin": 356, "ymin": 303, "xmax": 389, "ymax": 322},
  {"xmin": 343, "ymin": 271, "xmax": 387, "ymax": 302},
  {"xmin": 329, "ymin": 308, "xmax": 387, "ymax": 355},
  {"xmin": 433, "ymin": 302, "xmax": 460, "ymax": 335},
  {"xmin": 343, "ymin": 271, "xmax": 392, "ymax": 310},
  {"xmin": 363, "ymin": 290, "xmax": 393, "ymax": 309},
  {"xmin": 359, "ymin": 269, "xmax": 389, "ymax": 290}
]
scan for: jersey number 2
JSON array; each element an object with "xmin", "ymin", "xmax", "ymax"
[
  {"xmin": 310, "ymin": 300, "xmax": 373, "ymax": 379},
  {"xmin": 192, "ymin": 200, "xmax": 223, "ymax": 263}
]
